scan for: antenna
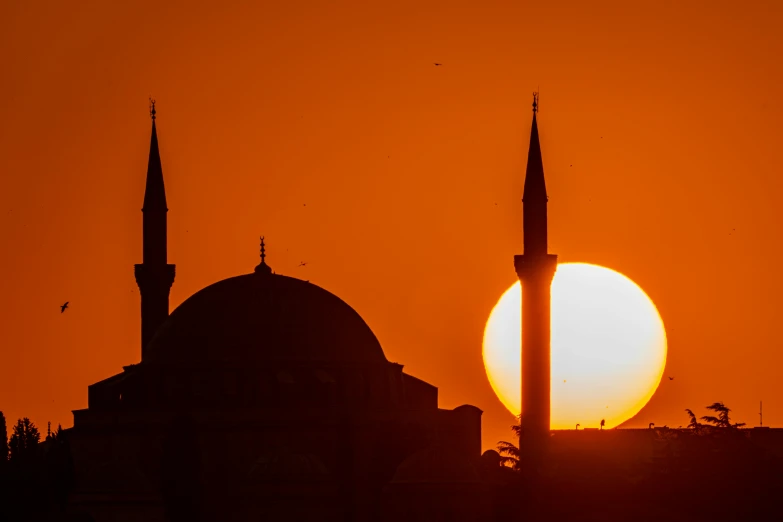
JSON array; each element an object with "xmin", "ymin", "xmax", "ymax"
[{"xmin": 760, "ymin": 401, "xmax": 763, "ymax": 427}]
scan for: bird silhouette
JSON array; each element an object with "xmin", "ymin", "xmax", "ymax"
[
  {"xmin": 669, "ymin": 376, "xmax": 674, "ymax": 380},
  {"xmin": 434, "ymin": 63, "xmax": 442, "ymax": 66},
  {"xmin": 299, "ymin": 262, "xmax": 308, "ymax": 267},
  {"xmin": 60, "ymin": 302, "xmax": 69, "ymax": 313}
]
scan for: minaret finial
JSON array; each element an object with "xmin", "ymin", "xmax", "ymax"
[
  {"xmin": 532, "ymin": 91, "xmax": 538, "ymax": 114},
  {"xmin": 149, "ymin": 97, "xmax": 156, "ymax": 121},
  {"xmin": 255, "ymin": 235, "xmax": 272, "ymax": 274}
]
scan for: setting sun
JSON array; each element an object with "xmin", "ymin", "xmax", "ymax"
[{"xmin": 483, "ymin": 263, "xmax": 667, "ymax": 429}]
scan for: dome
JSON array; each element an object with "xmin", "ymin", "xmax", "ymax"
[
  {"xmin": 147, "ymin": 271, "xmax": 387, "ymax": 366},
  {"xmin": 248, "ymin": 449, "xmax": 330, "ymax": 482}
]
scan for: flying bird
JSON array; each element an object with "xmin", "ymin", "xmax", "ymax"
[
  {"xmin": 669, "ymin": 377, "xmax": 674, "ymax": 380},
  {"xmin": 298, "ymin": 262, "xmax": 308, "ymax": 267},
  {"xmin": 60, "ymin": 302, "xmax": 69, "ymax": 313},
  {"xmin": 434, "ymin": 63, "xmax": 442, "ymax": 66}
]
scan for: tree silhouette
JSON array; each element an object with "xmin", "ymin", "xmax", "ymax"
[
  {"xmin": 496, "ymin": 441, "xmax": 520, "ymax": 469},
  {"xmin": 700, "ymin": 402, "xmax": 745, "ymax": 429},
  {"xmin": 8, "ymin": 417, "xmax": 40, "ymax": 467},
  {"xmin": 496, "ymin": 415, "xmax": 521, "ymax": 470},
  {"xmin": 0, "ymin": 411, "xmax": 8, "ymax": 466},
  {"xmin": 685, "ymin": 408, "xmax": 703, "ymax": 433},
  {"xmin": 50, "ymin": 424, "xmax": 64, "ymax": 443}
]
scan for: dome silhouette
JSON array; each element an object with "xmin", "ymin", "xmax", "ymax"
[
  {"xmin": 146, "ymin": 272, "xmax": 387, "ymax": 366},
  {"xmin": 248, "ymin": 448, "xmax": 330, "ymax": 482}
]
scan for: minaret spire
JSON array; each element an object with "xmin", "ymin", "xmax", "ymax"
[
  {"xmin": 522, "ymin": 91, "xmax": 548, "ymax": 256},
  {"xmin": 142, "ymin": 98, "xmax": 167, "ymax": 226},
  {"xmin": 255, "ymin": 236, "xmax": 272, "ymax": 274},
  {"xmin": 514, "ymin": 92, "xmax": 558, "ymax": 472},
  {"xmin": 135, "ymin": 100, "xmax": 176, "ymax": 360}
]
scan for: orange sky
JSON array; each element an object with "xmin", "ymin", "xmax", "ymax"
[{"xmin": 1, "ymin": 0, "xmax": 782, "ymax": 449}]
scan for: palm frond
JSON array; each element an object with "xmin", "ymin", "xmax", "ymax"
[
  {"xmin": 498, "ymin": 455, "xmax": 518, "ymax": 467},
  {"xmin": 510, "ymin": 415, "xmax": 522, "ymax": 437},
  {"xmin": 497, "ymin": 440, "xmax": 520, "ymax": 457},
  {"xmin": 496, "ymin": 440, "xmax": 520, "ymax": 469}
]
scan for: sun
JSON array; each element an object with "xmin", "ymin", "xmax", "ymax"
[{"xmin": 482, "ymin": 263, "xmax": 667, "ymax": 429}]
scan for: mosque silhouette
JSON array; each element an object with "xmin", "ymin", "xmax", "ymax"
[
  {"xmin": 43, "ymin": 97, "xmax": 783, "ymax": 522},
  {"xmin": 64, "ymin": 102, "xmax": 519, "ymax": 521}
]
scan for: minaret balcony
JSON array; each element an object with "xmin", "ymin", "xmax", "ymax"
[{"xmin": 514, "ymin": 254, "xmax": 558, "ymax": 281}]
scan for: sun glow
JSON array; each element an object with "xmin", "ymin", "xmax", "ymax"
[{"xmin": 482, "ymin": 263, "xmax": 667, "ymax": 429}]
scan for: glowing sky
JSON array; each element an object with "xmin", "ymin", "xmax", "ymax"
[{"xmin": 1, "ymin": 1, "xmax": 781, "ymax": 450}]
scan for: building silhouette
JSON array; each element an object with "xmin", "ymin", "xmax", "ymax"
[
  {"xmin": 2, "ymin": 99, "xmax": 778, "ymax": 522},
  {"xmin": 514, "ymin": 93, "xmax": 557, "ymax": 467},
  {"xmin": 64, "ymin": 107, "xmax": 511, "ymax": 522}
]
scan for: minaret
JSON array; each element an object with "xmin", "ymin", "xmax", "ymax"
[
  {"xmin": 134, "ymin": 100, "xmax": 176, "ymax": 360},
  {"xmin": 514, "ymin": 93, "xmax": 558, "ymax": 465}
]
